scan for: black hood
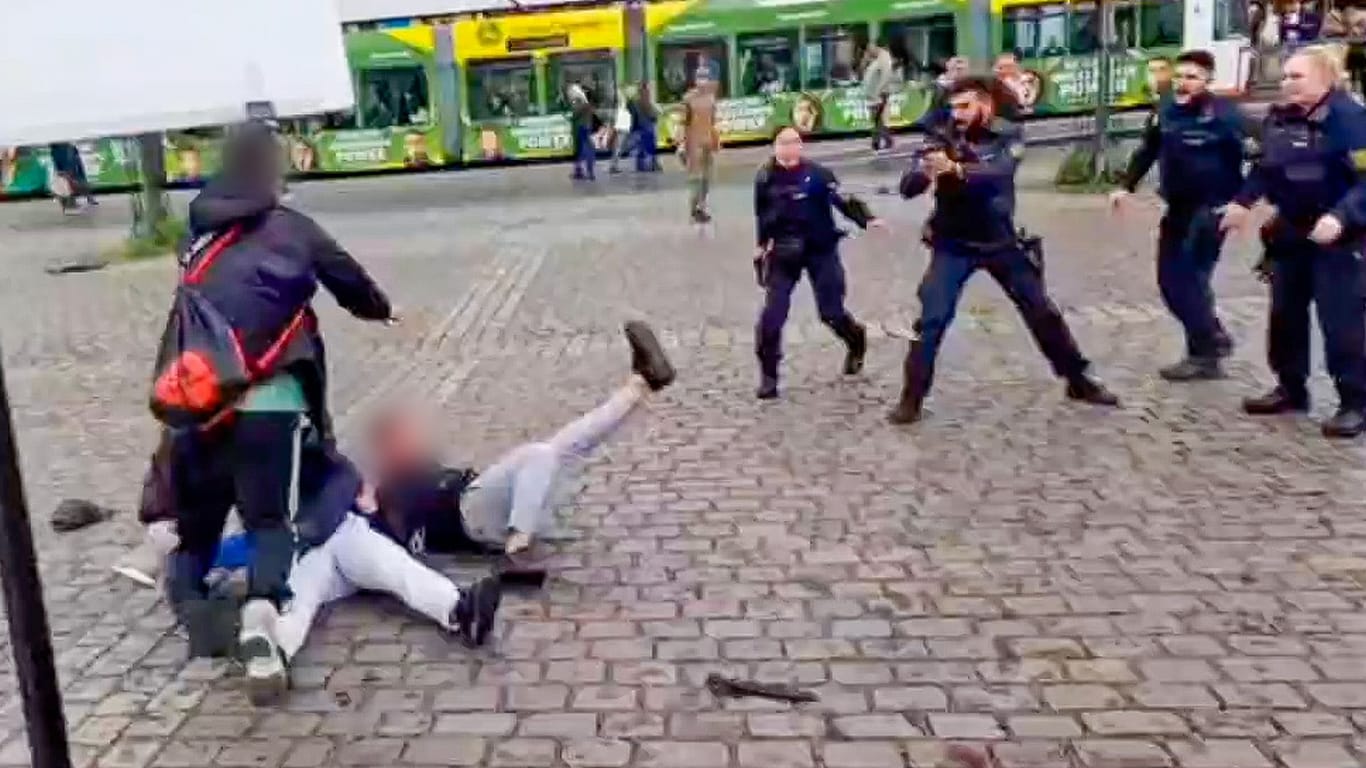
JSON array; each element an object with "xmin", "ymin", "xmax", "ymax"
[{"xmin": 188, "ymin": 178, "xmax": 277, "ymax": 233}]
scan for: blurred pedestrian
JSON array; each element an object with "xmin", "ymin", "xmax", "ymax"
[
  {"xmin": 681, "ymin": 67, "xmax": 721, "ymax": 223},
  {"xmin": 862, "ymin": 42, "xmax": 896, "ymax": 151},
  {"xmin": 569, "ymin": 84, "xmax": 599, "ymax": 181},
  {"xmin": 629, "ymin": 82, "xmax": 662, "ymax": 172},
  {"xmin": 48, "ymin": 142, "xmax": 96, "ymax": 213}
]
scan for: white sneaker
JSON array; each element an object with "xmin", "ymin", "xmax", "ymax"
[
  {"xmin": 239, "ymin": 599, "xmax": 289, "ymax": 706},
  {"xmin": 111, "ymin": 521, "xmax": 178, "ymax": 588}
]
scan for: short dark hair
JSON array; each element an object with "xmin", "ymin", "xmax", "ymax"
[
  {"xmin": 1175, "ymin": 49, "xmax": 1216, "ymax": 72},
  {"xmin": 946, "ymin": 76, "xmax": 996, "ymax": 99}
]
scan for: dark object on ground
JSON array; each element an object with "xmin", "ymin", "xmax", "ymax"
[
  {"xmin": 50, "ymin": 499, "xmax": 117, "ymax": 531},
  {"xmin": 493, "ymin": 555, "xmax": 548, "ymax": 589},
  {"xmin": 181, "ymin": 594, "xmax": 240, "ymax": 658},
  {"xmin": 44, "ymin": 259, "xmax": 109, "ymax": 275},
  {"xmin": 705, "ymin": 672, "xmax": 819, "ymax": 702}
]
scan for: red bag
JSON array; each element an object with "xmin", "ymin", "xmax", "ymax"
[{"xmin": 149, "ymin": 226, "xmax": 307, "ymax": 429}]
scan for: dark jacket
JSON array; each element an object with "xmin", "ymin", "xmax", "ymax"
[
  {"xmin": 1235, "ymin": 89, "xmax": 1366, "ymax": 233},
  {"xmin": 185, "ymin": 179, "xmax": 392, "ymax": 437},
  {"xmin": 901, "ymin": 118, "xmax": 1024, "ymax": 249},
  {"xmin": 753, "ymin": 159, "xmax": 872, "ymax": 252},
  {"xmin": 1122, "ymin": 92, "xmax": 1251, "ymax": 209}
]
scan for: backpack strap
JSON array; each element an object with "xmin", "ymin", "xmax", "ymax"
[{"xmin": 182, "ymin": 225, "xmax": 244, "ymax": 285}]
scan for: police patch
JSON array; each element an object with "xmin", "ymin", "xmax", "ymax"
[
  {"xmin": 1008, "ymin": 142, "xmax": 1026, "ymax": 160},
  {"xmin": 1353, "ymin": 149, "xmax": 1366, "ymax": 171}
]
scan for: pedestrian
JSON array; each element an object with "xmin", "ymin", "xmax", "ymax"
[
  {"xmin": 1110, "ymin": 49, "xmax": 1249, "ymax": 380},
  {"xmin": 682, "ymin": 67, "xmax": 721, "ymax": 223},
  {"xmin": 862, "ymin": 42, "xmax": 896, "ymax": 151},
  {"xmin": 890, "ymin": 76, "xmax": 1119, "ymax": 424},
  {"xmin": 1220, "ymin": 45, "xmax": 1366, "ymax": 437},
  {"xmin": 752, "ymin": 127, "xmax": 884, "ymax": 400},
  {"xmin": 47, "ymin": 142, "xmax": 96, "ymax": 213},
  {"xmin": 569, "ymin": 84, "xmax": 598, "ymax": 181},
  {"xmin": 629, "ymin": 81, "xmax": 662, "ymax": 172},
  {"xmin": 165, "ymin": 120, "xmax": 396, "ymax": 677},
  {"xmin": 1280, "ymin": 0, "xmax": 1323, "ymax": 51},
  {"xmin": 916, "ymin": 56, "xmax": 969, "ymax": 132},
  {"xmin": 991, "ymin": 52, "xmax": 1026, "ymax": 121},
  {"xmin": 608, "ymin": 85, "xmax": 636, "ymax": 174}
]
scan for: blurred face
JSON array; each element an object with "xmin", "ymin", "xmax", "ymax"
[
  {"xmin": 372, "ymin": 408, "xmax": 432, "ymax": 472},
  {"xmin": 950, "ymin": 89, "xmax": 990, "ymax": 128},
  {"xmin": 1147, "ymin": 59, "xmax": 1173, "ymax": 93},
  {"xmin": 994, "ymin": 56, "xmax": 1020, "ymax": 81},
  {"xmin": 946, "ymin": 57, "xmax": 968, "ymax": 79},
  {"xmin": 1173, "ymin": 61, "xmax": 1211, "ymax": 101},
  {"xmin": 1282, "ymin": 52, "xmax": 1332, "ymax": 107},
  {"xmin": 774, "ymin": 128, "xmax": 803, "ymax": 166},
  {"xmin": 793, "ymin": 99, "xmax": 817, "ymax": 132}
]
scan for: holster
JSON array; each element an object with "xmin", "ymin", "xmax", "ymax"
[{"xmin": 1018, "ymin": 228, "xmax": 1045, "ymax": 275}]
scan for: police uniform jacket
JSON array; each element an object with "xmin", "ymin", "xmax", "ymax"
[{"xmin": 900, "ymin": 117, "xmax": 1025, "ymax": 249}]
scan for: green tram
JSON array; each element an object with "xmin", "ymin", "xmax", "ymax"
[{"xmin": 0, "ymin": 0, "xmax": 1249, "ymax": 197}]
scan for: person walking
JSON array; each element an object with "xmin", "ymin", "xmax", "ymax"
[
  {"xmin": 681, "ymin": 67, "xmax": 721, "ymax": 223},
  {"xmin": 862, "ymin": 43, "xmax": 896, "ymax": 151},
  {"xmin": 630, "ymin": 82, "xmax": 662, "ymax": 172}
]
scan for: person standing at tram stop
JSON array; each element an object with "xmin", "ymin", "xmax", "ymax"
[
  {"xmin": 752, "ymin": 127, "xmax": 886, "ymax": 400},
  {"xmin": 1220, "ymin": 45, "xmax": 1366, "ymax": 438},
  {"xmin": 167, "ymin": 121, "xmax": 396, "ymax": 669},
  {"xmin": 862, "ymin": 42, "xmax": 896, "ymax": 152},
  {"xmin": 569, "ymin": 83, "xmax": 598, "ymax": 181},
  {"xmin": 1110, "ymin": 49, "xmax": 1250, "ymax": 381},
  {"xmin": 889, "ymin": 76, "xmax": 1120, "ymax": 424}
]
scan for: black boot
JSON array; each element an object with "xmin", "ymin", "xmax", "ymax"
[
  {"xmin": 1066, "ymin": 375, "xmax": 1121, "ymax": 406},
  {"xmin": 840, "ymin": 321, "xmax": 867, "ymax": 376},
  {"xmin": 888, "ymin": 341, "xmax": 926, "ymax": 424},
  {"xmin": 1214, "ymin": 331, "xmax": 1234, "ymax": 358},
  {"xmin": 1242, "ymin": 386, "xmax": 1309, "ymax": 415},
  {"xmin": 1322, "ymin": 407, "xmax": 1366, "ymax": 439},
  {"xmin": 756, "ymin": 375, "xmax": 779, "ymax": 400},
  {"xmin": 1159, "ymin": 356, "xmax": 1224, "ymax": 381},
  {"xmin": 452, "ymin": 576, "xmax": 503, "ymax": 648},
  {"xmin": 624, "ymin": 321, "xmax": 675, "ymax": 391}
]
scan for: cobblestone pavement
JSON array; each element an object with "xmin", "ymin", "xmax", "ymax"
[{"xmin": 1, "ymin": 153, "xmax": 1365, "ymax": 768}]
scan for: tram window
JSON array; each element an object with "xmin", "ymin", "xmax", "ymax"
[
  {"xmin": 738, "ymin": 32, "xmax": 799, "ymax": 96},
  {"xmin": 1003, "ymin": 8, "xmax": 1041, "ymax": 59},
  {"xmin": 355, "ymin": 66, "xmax": 431, "ymax": 128},
  {"xmin": 1214, "ymin": 0, "xmax": 1249, "ymax": 39},
  {"xmin": 1140, "ymin": 0, "xmax": 1184, "ymax": 46},
  {"xmin": 656, "ymin": 40, "xmax": 730, "ymax": 102},
  {"xmin": 548, "ymin": 50, "xmax": 618, "ymax": 113},
  {"xmin": 1070, "ymin": 4, "xmax": 1100, "ymax": 54},
  {"xmin": 804, "ymin": 25, "xmax": 868, "ymax": 89},
  {"xmin": 1036, "ymin": 6, "xmax": 1070, "ymax": 57},
  {"xmin": 1113, "ymin": 3, "xmax": 1140, "ymax": 48},
  {"xmin": 468, "ymin": 58, "xmax": 539, "ymax": 120},
  {"xmin": 884, "ymin": 15, "xmax": 957, "ymax": 83},
  {"xmin": 322, "ymin": 111, "xmax": 358, "ymax": 130}
]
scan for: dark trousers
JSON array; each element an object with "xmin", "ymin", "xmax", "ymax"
[
  {"xmin": 870, "ymin": 96, "xmax": 892, "ymax": 150},
  {"xmin": 755, "ymin": 247, "xmax": 862, "ymax": 378},
  {"xmin": 906, "ymin": 243, "xmax": 1089, "ymax": 396},
  {"xmin": 634, "ymin": 123, "xmax": 659, "ymax": 171},
  {"xmin": 169, "ymin": 412, "xmax": 304, "ymax": 608},
  {"xmin": 1265, "ymin": 236, "xmax": 1366, "ymax": 408},
  {"xmin": 572, "ymin": 126, "xmax": 596, "ymax": 179},
  {"xmin": 1157, "ymin": 206, "xmax": 1229, "ymax": 358}
]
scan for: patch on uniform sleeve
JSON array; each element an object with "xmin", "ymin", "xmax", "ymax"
[
  {"xmin": 1352, "ymin": 148, "xmax": 1366, "ymax": 171},
  {"xmin": 1008, "ymin": 142, "xmax": 1026, "ymax": 160}
]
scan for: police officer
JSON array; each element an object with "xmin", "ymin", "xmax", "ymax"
[
  {"xmin": 890, "ymin": 76, "xmax": 1119, "ymax": 424},
  {"xmin": 1221, "ymin": 45, "xmax": 1366, "ymax": 438},
  {"xmin": 753, "ymin": 126, "xmax": 884, "ymax": 399},
  {"xmin": 1111, "ymin": 49, "xmax": 1249, "ymax": 380}
]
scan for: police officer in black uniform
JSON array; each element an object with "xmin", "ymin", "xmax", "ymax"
[
  {"xmin": 889, "ymin": 76, "xmax": 1119, "ymax": 424},
  {"xmin": 752, "ymin": 126, "xmax": 884, "ymax": 399},
  {"xmin": 1221, "ymin": 46, "xmax": 1366, "ymax": 438},
  {"xmin": 1112, "ymin": 49, "xmax": 1251, "ymax": 380}
]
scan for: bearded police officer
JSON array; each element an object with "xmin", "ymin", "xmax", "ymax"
[
  {"xmin": 890, "ymin": 77, "xmax": 1119, "ymax": 424},
  {"xmin": 752, "ymin": 126, "xmax": 884, "ymax": 400}
]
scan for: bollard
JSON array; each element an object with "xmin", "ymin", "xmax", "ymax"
[{"xmin": 0, "ymin": 349, "xmax": 72, "ymax": 768}]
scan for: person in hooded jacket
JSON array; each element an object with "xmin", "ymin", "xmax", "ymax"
[{"xmin": 166, "ymin": 121, "xmax": 395, "ymax": 678}]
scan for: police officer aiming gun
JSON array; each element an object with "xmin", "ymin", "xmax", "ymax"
[
  {"xmin": 752, "ymin": 126, "xmax": 886, "ymax": 400},
  {"xmin": 889, "ymin": 76, "xmax": 1120, "ymax": 424}
]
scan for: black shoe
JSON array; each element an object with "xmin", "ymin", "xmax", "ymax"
[
  {"xmin": 887, "ymin": 394, "xmax": 923, "ymax": 424},
  {"xmin": 756, "ymin": 376, "xmax": 779, "ymax": 400},
  {"xmin": 1214, "ymin": 333, "xmax": 1234, "ymax": 358},
  {"xmin": 691, "ymin": 208, "xmax": 712, "ymax": 224},
  {"xmin": 1242, "ymin": 386, "xmax": 1309, "ymax": 415},
  {"xmin": 624, "ymin": 321, "xmax": 675, "ymax": 391},
  {"xmin": 842, "ymin": 323, "xmax": 867, "ymax": 376},
  {"xmin": 1159, "ymin": 357, "xmax": 1224, "ymax": 381},
  {"xmin": 452, "ymin": 576, "xmax": 502, "ymax": 648},
  {"xmin": 1066, "ymin": 376, "xmax": 1120, "ymax": 407},
  {"xmin": 182, "ymin": 594, "xmax": 241, "ymax": 659},
  {"xmin": 1322, "ymin": 408, "xmax": 1366, "ymax": 438}
]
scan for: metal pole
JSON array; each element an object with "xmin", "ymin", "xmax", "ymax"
[
  {"xmin": 0, "ymin": 350, "xmax": 73, "ymax": 768},
  {"xmin": 1094, "ymin": 0, "xmax": 1112, "ymax": 180},
  {"xmin": 134, "ymin": 133, "xmax": 166, "ymax": 241}
]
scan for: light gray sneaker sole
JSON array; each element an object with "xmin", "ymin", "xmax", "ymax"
[{"xmin": 241, "ymin": 636, "xmax": 289, "ymax": 706}]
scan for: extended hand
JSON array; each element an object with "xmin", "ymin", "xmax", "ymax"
[
  {"xmin": 924, "ymin": 151, "xmax": 957, "ymax": 177},
  {"xmin": 1309, "ymin": 213, "xmax": 1344, "ymax": 245},
  {"xmin": 1108, "ymin": 189, "xmax": 1130, "ymax": 213}
]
